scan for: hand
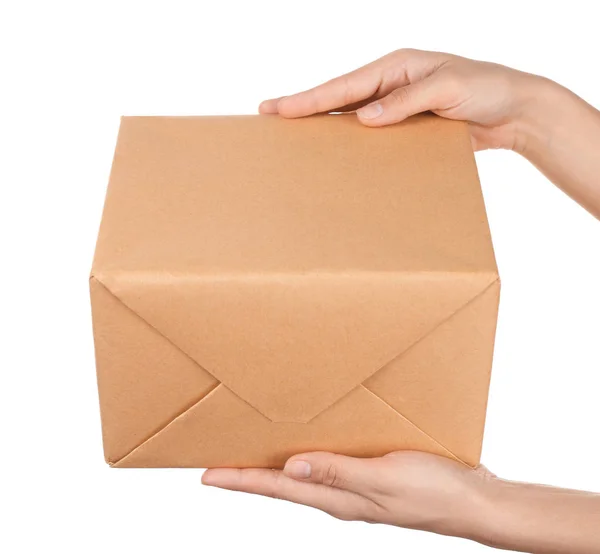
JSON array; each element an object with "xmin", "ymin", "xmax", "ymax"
[
  {"xmin": 203, "ymin": 450, "xmax": 600, "ymax": 553},
  {"xmin": 202, "ymin": 451, "xmax": 492, "ymax": 538},
  {"xmin": 260, "ymin": 48, "xmax": 600, "ymax": 218},
  {"xmin": 259, "ymin": 48, "xmax": 548, "ymax": 152}
]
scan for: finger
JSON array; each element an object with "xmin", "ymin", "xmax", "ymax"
[
  {"xmin": 275, "ymin": 59, "xmax": 390, "ymax": 118},
  {"xmin": 201, "ymin": 468, "xmax": 370, "ymax": 519},
  {"xmin": 329, "ymin": 95, "xmax": 380, "ymax": 113},
  {"xmin": 283, "ymin": 452, "xmax": 380, "ymax": 496},
  {"xmin": 356, "ymin": 76, "xmax": 443, "ymax": 127},
  {"xmin": 262, "ymin": 95, "xmax": 375, "ymax": 116},
  {"xmin": 272, "ymin": 49, "xmax": 449, "ymax": 118},
  {"xmin": 258, "ymin": 98, "xmax": 282, "ymax": 114}
]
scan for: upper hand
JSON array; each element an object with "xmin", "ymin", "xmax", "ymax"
[{"xmin": 259, "ymin": 48, "xmax": 548, "ymax": 152}]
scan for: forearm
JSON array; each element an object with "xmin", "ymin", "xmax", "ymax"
[
  {"xmin": 468, "ymin": 477, "xmax": 600, "ymax": 553},
  {"xmin": 516, "ymin": 77, "xmax": 600, "ymax": 219}
]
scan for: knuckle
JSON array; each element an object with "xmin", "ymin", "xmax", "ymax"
[
  {"xmin": 389, "ymin": 86, "xmax": 411, "ymax": 105},
  {"xmin": 321, "ymin": 74, "xmax": 354, "ymax": 110},
  {"xmin": 390, "ymin": 48, "xmax": 421, "ymax": 64},
  {"xmin": 322, "ymin": 463, "xmax": 340, "ymax": 487},
  {"xmin": 267, "ymin": 471, "xmax": 284, "ymax": 500},
  {"xmin": 338, "ymin": 74, "xmax": 355, "ymax": 107},
  {"xmin": 392, "ymin": 47, "xmax": 413, "ymax": 58}
]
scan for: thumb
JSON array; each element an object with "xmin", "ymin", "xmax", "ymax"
[
  {"xmin": 283, "ymin": 452, "xmax": 376, "ymax": 495},
  {"xmin": 356, "ymin": 75, "xmax": 441, "ymax": 126}
]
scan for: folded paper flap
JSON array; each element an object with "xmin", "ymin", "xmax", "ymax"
[
  {"xmin": 93, "ymin": 114, "xmax": 497, "ymax": 276},
  {"xmin": 113, "ymin": 384, "xmax": 460, "ymax": 469},
  {"xmin": 95, "ymin": 269, "xmax": 496, "ymax": 422}
]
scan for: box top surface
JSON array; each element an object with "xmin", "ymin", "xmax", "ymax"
[{"xmin": 93, "ymin": 114, "xmax": 497, "ymax": 276}]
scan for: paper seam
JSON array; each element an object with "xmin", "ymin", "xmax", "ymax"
[
  {"xmin": 111, "ymin": 383, "xmax": 223, "ymax": 467},
  {"xmin": 307, "ymin": 276, "xmax": 501, "ymax": 422},
  {"xmin": 360, "ymin": 386, "xmax": 466, "ymax": 466},
  {"xmin": 361, "ymin": 278, "xmax": 500, "ymax": 465}
]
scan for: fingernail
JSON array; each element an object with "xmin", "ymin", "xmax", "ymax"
[
  {"xmin": 284, "ymin": 460, "xmax": 312, "ymax": 479},
  {"xmin": 357, "ymin": 102, "xmax": 383, "ymax": 119}
]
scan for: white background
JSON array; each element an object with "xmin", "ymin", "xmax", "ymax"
[{"xmin": 1, "ymin": 1, "xmax": 599, "ymax": 552}]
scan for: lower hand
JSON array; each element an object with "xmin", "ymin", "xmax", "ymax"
[
  {"xmin": 203, "ymin": 450, "xmax": 600, "ymax": 553},
  {"xmin": 202, "ymin": 451, "xmax": 492, "ymax": 539}
]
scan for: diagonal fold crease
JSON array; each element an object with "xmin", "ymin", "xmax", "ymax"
[{"xmin": 94, "ymin": 274, "xmax": 498, "ymax": 466}]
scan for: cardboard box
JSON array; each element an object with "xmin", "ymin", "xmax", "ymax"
[{"xmin": 90, "ymin": 113, "xmax": 500, "ymax": 468}]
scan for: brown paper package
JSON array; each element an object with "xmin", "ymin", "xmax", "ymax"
[{"xmin": 90, "ymin": 113, "xmax": 500, "ymax": 469}]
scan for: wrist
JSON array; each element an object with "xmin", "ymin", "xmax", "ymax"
[
  {"xmin": 426, "ymin": 468, "xmax": 506, "ymax": 545},
  {"xmin": 471, "ymin": 476, "xmax": 523, "ymax": 549},
  {"xmin": 452, "ymin": 471, "xmax": 507, "ymax": 546},
  {"xmin": 435, "ymin": 468, "xmax": 530, "ymax": 549},
  {"xmin": 469, "ymin": 475, "xmax": 557, "ymax": 552},
  {"xmin": 511, "ymin": 74, "xmax": 579, "ymax": 157}
]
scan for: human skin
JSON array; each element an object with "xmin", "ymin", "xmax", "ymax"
[
  {"xmin": 202, "ymin": 50, "xmax": 600, "ymax": 552},
  {"xmin": 259, "ymin": 49, "xmax": 600, "ymax": 219}
]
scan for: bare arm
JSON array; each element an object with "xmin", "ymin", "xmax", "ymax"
[
  {"xmin": 259, "ymin": 49, "xmax": 600, "ymax": 218},
  {"xmin": 203, "ymin": 451, "xmax": 600, "ymax": 554},
  {"xmin": 517, "ymin": 81, "xmax": 600, "ymax": 217},
  {"xmin": 484, "ymin": 473, "xmax": 600, "ymax": 553}
]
